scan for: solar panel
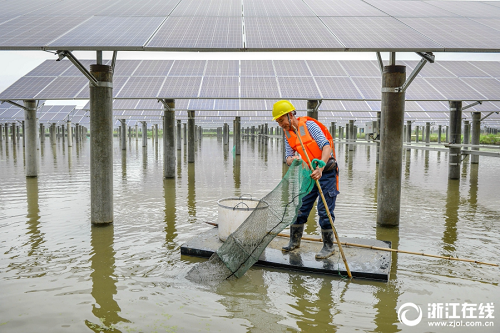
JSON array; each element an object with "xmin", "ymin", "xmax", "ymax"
[
  {"xmin": 400, "ymin": 18, "xmax": 500, "ymax": 51},
  {"xmin": 306, "ymin": 60, "xmax": 348, "ymax": 76},
  {"xmin": 340, "ymin": 61, "xmax": 380, "ymax": 77},
  {"xmin": 171, "ymin": 0, "xmax": 242, "ymax": 16},
  {"xmin": 468, "ymin": 61, "xmax": 500, "ymax": 78},
  {"xmin": 146, "ymin": 16, "xmax": 243, "ymax": 50},
  {"xmin": 205, "ymin": 60, "xmax": 239, "ymax": 76},
  {"xmin": 342, "ymin": 100, "xmax": 372, "ymax": 111},
  {"xmin": 61, "ymin": 60, "xmax": 106, "ymax": 76},
  {"xmin": 113, "ymin": 99, "xmax": 139, "ymax": 109},
  {"xmin": 424, "ymin": 78, "xmax": 486, "ymax": 100},
  {"xmin": 0, "ymin": 16, "xmax": 90, "ymax": 48},
  {"xmin": 416, "ymin": 101, "xmax": 449, "ymax": 112},
  {"xmin": 405, "ymin": 101, "xmax": 424, "ymax": 111},
  {"xmin": 321, "ymin": 17, "xmax": 443, "ymax": 50},
  {"xmin": 315, "ymin": 77, "xmax": 363, "ymax": 99},
  {"xmin": 302, "ymin": 0, "xmax": 386, "ymax": 17},
  {"xmin": 439, "ymin": 61, "xmax": 491, "ymax": 78},
  {"xmin": 168, "ymin": 60, "xmax": 206, "ymax": 76},
  {"xmin": 33, "ymin": 0, "xmax": 115, "ymax": 16},
  {"xmin": 116, "ymin": 77, "xmax": 165, "ymax": 98},
  {"xmin": 244, "ymin": 17, "xmax": 345, "ymax": 50},
  {"xmin": 0, "ymin": 76, "xmax": 55, "ymax": 99},
  {"xmin": 368, "ymin": 1, "xmax": 458, "ymax": 18},
  {"xmin": 403, "ymin": 61, "xmax": 455, "ymax": 78},
  {"xmin": 350, "ymin": 77, "xmax": 381, "ymax": 99},
  {"xmin": 0, "ymin": 108, "xmax": 22, "ymax": 120},
  {"xmin": 274, "ymin": 60, "xmax": 311, "ymax": 76},
  {"xmin": 199, "ymin": 77, "xmax": 239, "ymax": 98},
  {"xmin": 135, "ymin": 99, "xmax": 161, "ymax": 109},
  {"xmin": 405, "ymin": 78, "xmax": 446, "ymax": 100},
  {"xmin": 113, "ymin": 60, "xmax": 141, "ymax": 76},
  {"xmin": 188, "ymin": 99, "xmax": 214, "ymax": 110},
  {"xmin": 243, "ymin": 0, "xmax": 316, "ymax": 16},
  {"xmin": 48, "ymin": 16, "xmax": 165, "ymax": 49},
  {"xmin": 277, "ymin": 77, "xmax": 321, "ymax": 99},
  {"xmin": 34, "ymin": 77, "xmax": 87, "ymax": 99},
  {"xmin": 158, "ymin": 77, "xmax": 202, "ymax": 98},
  {"xmin": 25, "ymin": 60, "xmax": 73, "ymax": 77},
  {"xmin": 333, "ymin": 111, "xmax": 353, "ymax": 118},
  {"xmin": 214, "ymin": 99, "xmax": 239, "ymax": 110},
  {"xmin": 241, "ymin": 77, "xmax": 279, "ymax": 98},
  {"xmin": 428, "ymin": 1, "xmax": 500, "ymax": 18},
  {"xmin": 133, "ymin": 60, "xmax": 174, "ymax": 76},
  {"xmin": 102, "ymin": 0, "xmax": 179, "ymax": 16},
  {"xmin": 240, "ymin": 99, "xmax": 267, "ymax": 110},
  {"xmin": 74, "ymin": 77, "xmax": 130, "ymax": 99},
  {"xmin": 319, "ymin": 100, "xmax": 345, "ymax": 110},
  {"xmin": 460, "ymin": 78, "xmax": 500, "ymax": 100}
]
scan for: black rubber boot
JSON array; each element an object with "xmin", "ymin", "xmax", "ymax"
[
  {"xmin": 315, "ymin": 229, "xmax": 335, "ymax": 259},
  {"xmin": 282, "ymin": 224, "xmax": 304, "ymax": 252}
]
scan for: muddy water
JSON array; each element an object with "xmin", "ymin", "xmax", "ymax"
[{"xmin": 0, "ymin": 135, "xmax": 498, "ymax": 332}]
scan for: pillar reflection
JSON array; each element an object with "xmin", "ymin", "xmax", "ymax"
[
  {"xmin": 468, "ymin": 164, "xmax": 478, "ymax": 213},
  {"xmin": 187, "ymin": 161, "xmax": 196, "ymax": 219},
  {"xmin": 233, "ymin": 154, "xmax": 241, "ymax": 192},
  {"xmin": 121, "ymin": 150, "xmax": 126, "ymax": 180},
  {"xmin": 163, "ymin": 178, "xmax": 178, "ymax": 254},
  {"xmin": 443, "ymin": 179, "xmax": 460, "ymax": 253},
  {"xmin": 26, "ymin": 177, "xmax": 43, "ymax": 255},
  {"xmin": 86, "ymin": 225, "xmax": 129, "ymax": 331}
]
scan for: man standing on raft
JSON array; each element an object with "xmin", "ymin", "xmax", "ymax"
[{"xmin": 273, "ymin": 100, "xmax": 339, "ymax": 259}]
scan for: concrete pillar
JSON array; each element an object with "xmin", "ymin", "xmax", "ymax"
[
  {"xmin": 5, "ymin": 123, "xmax": 9, "ymax": 143},
  {"xmin": 67, "ymin": 121, "xmax": 72, "ymax": 147},
  {"xmin": 188, "ymin": 110, "xmax": 195, "ymax": 163},
  {"xmin": 142, "ymin": 122, "xmax": 147, "ymax": 147},
  {"xmin": 24, "ymin": 100, "xmax": 38, "ymax": 177},
  {"xmin": 223, "ymin": 123, "xmax": 229, "ymax": 145},
  {"xmin": 135, "ymin": 124, "xmax": 138, "ymax": 141},
  {"xmin": 415, "ymin": 126, "xmax": 419, "ymax": 143},
  {"xmin": 376, "ymin": 111, "xmax": 381, "ymax": 164},
  {"xmin": 463, "ymin": 120, "xmax": 470, "ymax": 150},
  {"xmin": 448, "ymin": 101, "xmax": 462, "ymax": 180},
  {"xmin": 438, "ymin": 125, "xmax": 442, "ymax": 144},
  {"xmin": 61, "ymin": 124, "xmax": 65, "ymax": 145},
  {"xmin": 354, "ymin": 125, "xmax": 358, "ymax": 141},
  {"xmin": 406, "ymin": 120, "xmax": 412, "ymax": 150},
  {"xmin": 164, "ymin": 99, "xmax": 175, "ymax": 178},
  {"xmin": 445, "ymin": 125, "xmax": 449, "ymax": 142},
  {"xmin": 183, "ymin": 123, "xmax": 187, "ymax": 145},
  {"xmin": 425, "ymin": 122, "xmax": 430, "ymax": 146},
  {"xmin": 49, "ymin": 123, "xmax": 56, "ymax": 145},
  {"xmin": 307, "ymin": 100, "xmax": 319, "ymax": 120},
  {"xmin": 76, "ymin": 123, "xmax": 81, "ymax": 144},
  {"xmin": 120, "ymin": 119, "xmax": 126, "ymax": 150},
  {"xmin": 471, "ymin": 112, "xmax": 480, "ymax": 164},
  {"xmin": 195, "ymin": 125, "xmax": 198, "ymax": 142},
  {"xmin": 89, "ymin": 63, "xmax": 113, "ymax": 224},
  {"xmin": 377, "ymin": 64, "xmax": 406, "ymax": 226},
  {"xmin": 0, "ymin": 124, "xmax": 2, "ymax": 142},
  {"xmin": 235, "ymin": 116, "xmax": 241, "ymax": 155},
  {"xmin": 11, "ymin": 123, "xmax": 16, "ymax": 145},
  {"xmin": 264, "ymin": 123, "xmax": 268, "ymax": 145},
  {"xmin": 348, "ymin": 120, "xmax": 355, "ymax": 151},
  {"xmin": 331, "ymin": 122, "xmax": 336, "ymax": 140},
  {"xmin": 198, "ymin": 126, "xmax": 202, "ymax": 141},
  {"xmin": 17, "ymin": 124, "xmax": 20, "ymax": 142},
  {"xmin": 177, "ymin": 120, "xmax": 181, "ymax": 150},
  {"xmin": 251, "ymin": 126, "xmax": 255, "ymax": 140},
  {"xmin": 128, "ymin": 126, "xmax": 131, "ymax": 139}
]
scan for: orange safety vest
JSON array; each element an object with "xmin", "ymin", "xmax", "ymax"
[{"xmin": 283, "ymin": 116, "xmax": 339, "ymax": 190}]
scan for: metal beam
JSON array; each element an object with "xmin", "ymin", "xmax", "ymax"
[
  {"xmin": 56, "ymin": 50, "xmax": 98, "ymax": 87},
  {"xmin": 3, "ymin": 100, "xmax": 28, "ymax": 111},
  {"xmin": 481, "ymin": 111, "xmax": 499, "ymax": 121},
  {"xmin": 463, "ymin": 101, "xmax": 482, "ymax": 110},
  {"xmin": 376, "ymin": 52, "xmax": 384, "ymax": 75}
]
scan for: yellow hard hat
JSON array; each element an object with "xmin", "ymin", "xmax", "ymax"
[{"xmin": 272, "ymin": 100, "xmax": 295, "ymax": 121}]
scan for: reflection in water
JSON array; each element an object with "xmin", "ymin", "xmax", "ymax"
[
  {"xmin": 187, "ymin": 161, "xmax": 196, "ymax": 219},
  {"xmin": 142, "ymin": 147, "xmax": 147, "ymax": 171},
  {"xmin": 154, "ymin": 141, "xmax": 159, "ymax": 161},
  {"xmin": 404, "ymin": 151, "xmax": 411, "ymax": 180},
  {"xmin": 233, "ymin": 155, "xmax": 241, "ymax": 192},
  {"xmin": 86, "ymin": 225, "xmax": 129, "ymax": 331},
  {"xmin": 163, "ymin": 179, "xmax": 177, "ymax": 253},
  {"xmin": 461, "ymin": 156, "xmax": 469, "ymax": 179},
  {"xmin": 121, "ymin": 150, "xmax": 126, "ymax": 180},
  {"xmin": 177, "ymin": 150, "xmax": 182, "ymax": 178},
  {"xmin": 51, "ymin": 143, "xmax": 57, "ymax": 163},
  {"xmin": 346, "ymin": 147, "xmax": 354, "ymax": 181},
  {"xmin": 424, "ymin": 150, "xmax": 429, "ymax": 174},
  {"xmin": 443, "ymin": 179, "xmax": 460, "ymax": 253},
  {"xmin": 374, "ymin": 226, "xmax": 401, "ymax": 333},
  {"xmin": 26, "ymin": 177, "xmax": 43, "ymax": 255},
  {"xmin": 468, "ymin": 164, "xmax": 478, "ymax": 213}
]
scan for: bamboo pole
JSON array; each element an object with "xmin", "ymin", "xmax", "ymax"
[
  {"xmin": 291, "ymin": 124, "xmax": 353, "ymax": 278},
  {"xmin": 276, "ymin": 233, "xmax": 498, "ymax": 267}
]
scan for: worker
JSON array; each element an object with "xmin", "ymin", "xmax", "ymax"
[{"xmin": 273, "ymin": 100, "xmax": 339, "ymax": 259}]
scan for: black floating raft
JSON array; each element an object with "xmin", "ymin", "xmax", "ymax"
[{"xmin": 181, "ymin": 228, "xmax": 392, "ymax": 281}]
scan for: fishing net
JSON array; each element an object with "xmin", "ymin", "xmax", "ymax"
[{"xmin": 187, "ymin": 159, "xmax": 315, "ymax": 284}]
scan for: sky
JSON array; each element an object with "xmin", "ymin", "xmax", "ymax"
[{"xmin": 2, "ymin": 50, "xmax": 500, "ymax": 108}]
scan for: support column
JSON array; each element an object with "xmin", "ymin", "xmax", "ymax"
[
  {"xmin": 415, "ymin": 126, "xmax": 419, "ymax": 143},
  {"xmin": 188, "ymin": 110, "xmax": 195, "ymax": 163},
  {"xmin": 75, "ymin": 123, "xmax": 80, "ymax": 144},
  {"xmin": 177, "ymin": 120, "xmax": 181, "ymax": 150},
  {"xmin": 49, "ymin": 123, "xmax": 56, "ymax": 145},
  {"xmin": 135, "ymin": 124, "xmax": 138, "ymax": 141},
  {"xmin": 377, "ymin": 64, "xmax": 406, "ymax": 226},
  {"xmin": 445, "ymin": 125, "xmax": 449, "ymax": 142},
  {"xmin": 223, "ymin": 123, "xmax": 229, "ymax": 145},
  {"xmin": 120, "ymin": 119, "xmax": 126, "ymax": 150},
  {"xmin": 348, "ymin": 120, "xmax": 355, "ymax": 151},
  {"xmin": 264, "ymin": 123, "xmax": 268, "ymax": 146},
  {"xmin": 142, "ymin": 122, "xmax": 147, "ymax": 147},
  {"xmin": 155, "ymin": 124, "xmax": 159, "ymax": 145},
  {"xmin": 12, "ymin": 123, "xmax": 17, "ymax": 145},
  {"xmin": 235, "ymin": 116, "xmax": 241, "ymax": 155},
  {"xmin": 22, "ymin": 121, "xmax": 25, "ymax": 146},
  {"xmin": 331, "ymin": 122, "xmax": 336, "ymax": 140},
  {"xmin": 471, "ymin": 112, "xmax": 480, "ymax": 164},
  {"xmin": 406, "ymin": 120, "xmax": 412, "ymax": 150},
  {"xmin": 425, "ymin": 122, "xmax": 430, "ymax": 146},
  {"xmin": 24, "ymin": 100, "xmax": 38, "ymax": 177},
  {"xmin": 183, "ymin": 123, "xmax": 187, "ymax": 146},
  {"xmin": 164, "ymin": 100, "xmax": 175, "ymax": 178},
  {"xmin": 438, "ymin": 125, "xmax": 442, "ymax": 144},
  {"xmin": 67, "ymin": 121, "xmax": 72, "ymax": 147},
  {"xmin": 89, "ymin": 64, "xmax": 113, "ymax": 224},
  {"xmin": 251, "ymin": 126, "xmax": 255, "ymax": 141},
  {"xmin": 448, "ymin": 101, "xmax": 462, "ymax": 180},
  {"xmin": 61, "ymin": 124, "xmax": 65, "ymax": 145},
  {"xmin": 376, "ymin": 111, "xmax": 381, "ymax": 164},
  {"xmin": 463, "ymin": 120, "xmax": 470, "ymax": 150},
  {"xmin": 306, "ymin": 100, "xmax": 319, "ymax": 120}
]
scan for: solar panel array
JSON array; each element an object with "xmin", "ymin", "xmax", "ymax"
[
  {"xmin": 1, "ymin": 0, "xmax": 500, "ymax": 51},
  {"xmin": 0, "ymin": 103, "xmax": 78, "ymax": 124},
  {"xmin": 3, "ymin": 59, "xmax": 500, "ymax": 103}
]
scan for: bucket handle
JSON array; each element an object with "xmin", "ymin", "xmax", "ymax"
[{"xmin": 233, "ymin": 201, "xmax": 250, "ymax": 210}]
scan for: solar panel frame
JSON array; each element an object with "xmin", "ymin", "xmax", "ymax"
[
  {"xmin": 439, "ymin": 61, "xmax": 491, "ymax": 77},
  {"xmin": 48, "ymin": 16, "xmax": 166, "ymax": 50},
  {"xmin": 102, "ymin": 0, "xmax": 180, "ymax": 16},
  {"xmin": 468, "ymin": 61, "xmax": 500, "ymax": 78},
  {"xmin": 319, "ymin": 100, "xmax": 345, "ymax": 111},
  {"xmin": 115, "ymin": 77, "xmax": 165, "ymax": 98},
  {"xmin": 339, "ymin": 60, "xmax": 380, "ymax": 77},
  {"xmin": 134, "ymin": 99, "xmax": 161, "ymax": 110},
  {"xmin": 132, "ymin": 60, "xmax": 174, "ymax": 76},
  {"xmin": 168, "ymin": 60, "xmax": 206, "ymax": 76},
  {"xmin": 405, "ymin": 78, "xmax": 447, "ymax": 101},
  {"xmin": 342, "ymin": 100, "xmax": 372, "ymax": 111},
  {"xmin": 33, "ymin": 76, "xmax": 87, "ymax": 99},
  {"xmin": 403, "ymin": 61, "xmax": 456, "ymax": 78},
  {"xmin": 368, "ymin": 1, "xmax": 459, "ymax": 18},
  {"xmin": 0, "ymin": 76, "xmax": 56, "ymax": 99},
  {"xmin": 424, "ymin": 77, "xmax": 487, "ymax": 100},
  {"xmin": 25, "ymin": 60, "xmax": 73, "ymax": 77},
  {"xmin": 113, "ymin": 60, "xmax": 142, "ymax": 77},
  {"xmin": 320, "ymin": 16, "xmax": 444, "ymax": 51},
  {"xmin": 460, "ymin": 78, "xmax": 500, "ymax": 100}
]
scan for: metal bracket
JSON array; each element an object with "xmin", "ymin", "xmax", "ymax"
[
  {"xmin": 382, "ymin": 52, "xmax": 434, "ymax": 93},
  {"xmin": 111, "ymin": 51, "xmax": 117, "ymax": 72},
  {"xmin": 158, "ymin": 99, "xmax": 173, "ymax": 111},
  {"xmin": 462, "ymin": 101, "xmax": 482, "ymax": 111},
  {"xmin": 481, "ymin": 111, "xmax": 499, "ymax": 121},
  {"xmin": 56, "ymin": 50, "xmax": 98, "ymax": 87},
  {"xmin": 376, "ymin": 52, "xmax": 384, "ymax": 75},
  {"xmin": 2, "ymin": 100, "xmax": 28, "ymax": 111},
  {"xmin": 314, "ymin": 100, "xmax": 322, "ymax": 113}
]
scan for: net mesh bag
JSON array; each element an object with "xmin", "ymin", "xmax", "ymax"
[{"xmin": 187, "ymin": 159, "xmax": 315, "ymax": 284}]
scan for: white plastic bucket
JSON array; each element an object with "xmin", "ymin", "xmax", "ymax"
[{"xmin": 217, "ymin": 196, "xmax": 268, "ymax": 241}]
